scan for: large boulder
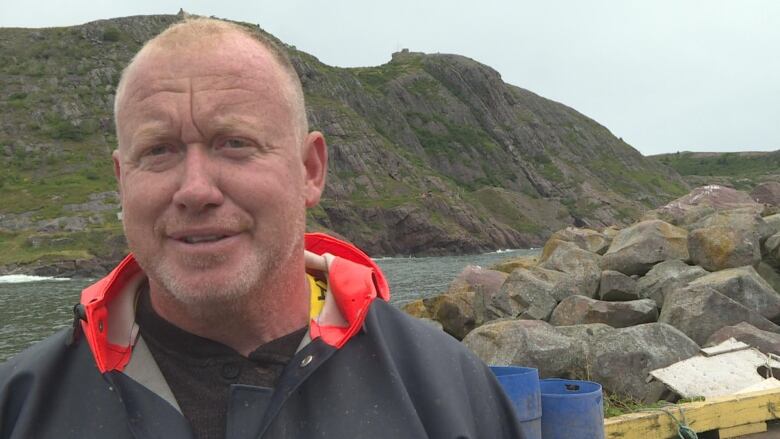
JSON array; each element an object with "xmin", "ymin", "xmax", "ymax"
[
  {"xmin": 706, "ymin": 322, "xmax": 780, "ymax": 355},
  {"xmin": 635, "ymin": 259, "xmax": 708, "ymax": 307},
  {"xmin": 751, "ymin": 182, "xmax": 780, "ymax": 206},
  {"xmin": 538, "ymin": 239, "xmax": 602, "ymax": 297},
  {"xmin": 549, "ymin": 227, "xmax": 610, "ymax": 255},
  {"xmin": 462, "ymin": 320, "xmax": 580, "ymax": 379},
  {"xmin": 601, "ymin": 220, "xmax": 689, "ymax": 276},
  {"xmin": 448, "ymin": 266, "xmax": 506, "ymax": 327},
  {"xmin": 602, "ymin": 226, "xmax": 620, "ymax": 240},
  {"xmin": 763, "ymin": 214, "xmax": 780, "ymax": 236},
  {"xmin": 448, "ymin": 265, "xmax": 508, "ymax": 295},
  {"xmin": 763, "ymin": 233, "xmax": 780, "ymax": 268},
  {"xmin": 757, "ymin": 262, "xmax": 780, "ymax": 294},
  {"xmin": 464, "ymin": 319, "xmax": 700, "ymax": 403},
  {"xmin": 688, "ymin": 226, "xmax": 761, "ymax": 271},
  {"xmin": 688, "ymin": 209, "xmax": 774, "ymax": 242},
  {"xmin": 549, "ymin": 295, "xmax": 658, "ymax": 328},
  {"xmin": 658, "ymin": 285, "xmax": 780, "ymax": 345},
  {"xmin": 598, "ymin": 270, "xmax": 639, "ymax": 301},
  {"xmin": 645, "ymin": 185, "xmax": 761, "ymax": 226},
  {"xmin": 401, "ymin": 299, "xmax": 431, "ymax": 319},
  {"xmin": 588, "ymin": 323, "xmax": 700, "ymax": 402},
  {"xmin": 483, "ymin": 267, "xmax": 560, "ymax": 322},
  {"xmin": 489, "ymin": 255, "xmax": 538, "ymax": 274},
  {"xmin": 555, "ymin": 323, "xmax": 616, "ymax": 341},
  {"xmin": 685, "ymin": 209, "xmax": 771, "ymax": 272},
  {"xmin": 687, "ymin": 266, "xmax": 780, "ymax": 322},
  {"xmin": 424, "ymin": 291, "xmax": 476, "ymax": 340}
]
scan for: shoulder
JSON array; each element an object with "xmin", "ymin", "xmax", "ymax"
[
  {"xmin": 363, "ymin": 299, "xmax": 493, "ymax": 378},
  {"xmin": 356, "ymin": 299, "xmax": 525, "ymax": 437},
  {"xmin": 0, "ymin": 328, "xmax": 90, "ymax": 404},
  {"xmin": 0, "ymin": 329, "xmax": 75, "ymax": 379},
  {"xmin": 365, "ymin": 299, "xmax": 478, "ymax": 359},
  {"xmin": 0, "ymin": 330, "xmax": 133, "ymax": 438}
]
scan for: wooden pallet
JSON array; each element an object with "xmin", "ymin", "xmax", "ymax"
[{"xmin": 604, "ymin": 388, "xmax": 780, "ymax": 438}]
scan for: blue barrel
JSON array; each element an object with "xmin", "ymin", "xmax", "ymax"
[
  {"xmin": 490, "ymin": 366, "xmax": 542, "ymax": 439},
  {"xmin": 540, "ymin": 379, "xmax": 604, "ymax": 439}
]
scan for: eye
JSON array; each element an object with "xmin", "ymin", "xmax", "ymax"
[
  {"xmin": 221, "ymin": 138, "xmax": 251, "ymax": 149},
  {"xmin": 147, "ymin": 144, "xmax": 176, "ymax": 156},
  {"xmin": 136, "ymin": 143, "xmax": 181, "ymax": 171}
]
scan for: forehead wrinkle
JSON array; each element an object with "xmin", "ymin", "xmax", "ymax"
[
  {"xmin": 125, "ymin": 76, "xmax": 189, "ymax": 107},
  {"xmin": 186, "ymin": 77, "xmax": 208, "ymax": 146}
]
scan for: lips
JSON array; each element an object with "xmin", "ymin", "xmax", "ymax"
[
  {"xmin": 181, "ymin": 235, "xmax": 227, "ymax": 244},
  {"xmin": 169, "ymin": 229, "xmax": 239, "ymax": 244}
]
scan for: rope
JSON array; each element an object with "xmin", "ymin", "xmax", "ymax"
[{"xmin": 640, "ymin": 405, "xmax": 698, "ymax": 439}]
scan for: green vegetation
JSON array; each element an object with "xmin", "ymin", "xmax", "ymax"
[
  {"xmin": 407, "ymin": 77, "xmax": 441, "ymax": 99},
  {"xmin": 351, "ymin": 56, "xmax": 424, "ymax": 90},
  {"xmin": 102, "ymin": 27, "xmax": 121, "ymax": 42},
  {"xmin": 603, "ymin": 392, "xmax": 705, "ymax": 418},
  {"xmin": 539, "ymin": 162, "xmax": 564, "ymax": 182},
  {"xmin": 42, "ymin": 114, "xmax": 96, "ymax": 141},
  {"xmin": 589, "ymin": 154, "xmax": 687, "ymax": 203},
  {"xmin": 657, "ymin": 151, "xmax": 780, "ymax": 189},
  {"xmin": 407, "ymin": 111, "xmax": 498, "ymax": 155},
  {"xmin": 1, "ymin": 157, "xmax": 115, "ymax": 217},
  {"xmin": 468, "ymin": 188, "xmax": 541, "ymax": 233},
  {"xmin": 0, "ymin": 227, "xmax": 123, "ymax": 266}
]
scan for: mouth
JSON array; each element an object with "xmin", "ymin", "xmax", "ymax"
[
  {"xmin": 180, "ymin": 235, "xmax": 228, "ymax": 244},
  {"xmin": 169, "ymin": 229, "xmax": 239, "ymax": 245}
]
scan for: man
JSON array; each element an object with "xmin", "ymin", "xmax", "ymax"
[{"xmin": 0, "ymin": 18, "xmax": 524, "ymax": 438}]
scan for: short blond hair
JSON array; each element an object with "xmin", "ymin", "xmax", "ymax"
[{"xmin": 114, "ymin": 18, "xmax": 308, "ymax": 141}]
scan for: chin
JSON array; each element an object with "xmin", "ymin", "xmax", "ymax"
[{"xmin": 154, "ymin": 255, "xmax": 267, "ymax": 307}]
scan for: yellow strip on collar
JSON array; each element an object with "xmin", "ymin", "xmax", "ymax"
[{"xmin": 307, "ymin": 273, "xmax": 327, "ymax": 320}]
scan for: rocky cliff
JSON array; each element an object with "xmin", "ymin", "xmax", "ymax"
[{"xmin": 0, "ymin": 13, "xmax": 688, "ymax": 275}]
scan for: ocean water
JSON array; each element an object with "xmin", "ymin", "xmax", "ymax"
[{"xmin": 0, "ymin": 248, "xmax": 537, "ymax": 362}]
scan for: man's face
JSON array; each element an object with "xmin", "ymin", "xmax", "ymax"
[{"xmin": 113, "ymin": 34, "xmax": 324, "ymax": 306}]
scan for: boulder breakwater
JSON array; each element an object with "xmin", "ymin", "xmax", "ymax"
[{"xmin": 405, "ymin": 184, "xmax": 780, "ymax": 402}]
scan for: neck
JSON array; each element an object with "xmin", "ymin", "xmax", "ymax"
[{"xmin": 147, "ymin": 259, "xmax": 310, "ymax": 356}]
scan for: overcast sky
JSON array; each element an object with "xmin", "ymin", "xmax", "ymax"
[{"xmin": 2, "ymin": 0, "xmax": 778, "ymax": 156}]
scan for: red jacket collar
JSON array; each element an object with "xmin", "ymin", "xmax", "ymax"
[{"xmin": 79, "ymin": 233, "xmax": 390, "ymax": 373}]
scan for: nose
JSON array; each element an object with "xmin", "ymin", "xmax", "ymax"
[{"xmin": 172, "ymin": 145, "xmax": 224, "ymax": 212}]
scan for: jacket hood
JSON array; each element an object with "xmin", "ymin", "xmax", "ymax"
[{"xmin": 78, "ymin": 233, "xmax": 390, "ymax": 373}]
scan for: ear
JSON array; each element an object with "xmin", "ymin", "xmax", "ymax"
[
  {"xmin": 112, "ymin": 149, "xmax": 121, "ymax": 181},
  {"xmin": 302, "ymin": 131, "xmax": 328, "ymax": 208}
]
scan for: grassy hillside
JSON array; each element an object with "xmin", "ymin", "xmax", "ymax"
[
  {"xmin": 0, "ymin": 13, "xmax": 690, "ymax": 275},
  {"xmin": 653, "ymin": 151, "xmax": 780, "ymax": 189}
]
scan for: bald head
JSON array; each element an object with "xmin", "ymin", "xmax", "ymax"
[{"xmin": 114, "ymin": 18, "xmax": 308, "ymax": 145}]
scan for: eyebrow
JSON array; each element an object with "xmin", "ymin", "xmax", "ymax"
[
  {"xmin": 129, "ymin": 121, "xmax": 175, "ymax": 150},
  {"xmin": 210, "ymin": 114, "xmax": 254, "ymax": 132}
]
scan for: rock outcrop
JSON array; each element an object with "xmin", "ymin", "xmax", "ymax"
[
  {"xmin": 586, "ymin": 323, "xmax": 700, "ymax": 401},
  {"xmin": 646, "ymin": 185, "xmax": 762, "ymax": 226},
  {"xmin": 462, "ymin": 319, "xmax": 698, "ymax": 402},
  {"xmin": 409, "ymin": 184, "xmax": 780, "ymax": 402},
  {"xmin": 687, "ymin": 266, "xmax": 780, "ymax": 322},
  {"xmin": 752, "ymin": 182, "xmax": 780, "ymax": 206},
  {"xmin": 706, "ymin": 322, "xmax": 780, "ymax": 355},
  {"xmin": 483, "ymin": 267, "xmax": 561, "ymax": 321},
  {"xmin": 549, "ymin": 227, "xmax": 610, "ymax": 255},
  {"xmin": 598, "ymin": 270, "xmax": 639, "ymax": 301},
  {"xmin": 658, "ymin": 285, "xmax": 780, "ymax": 345},
  {"xmin": 549, "ymin": 296, "xmax": 658, "ymax": 328},
  {"xmin": 600, "ymin": 220, "xmax": 689, "ymax": 276},
  {"xmin": 635, "ymin": 259, "xmax": 707, "ymax": 307},
  {"xmin": 538, "ymin": 239, "xmax": 602, "ymax": 298},
  {"xmin": 462, "ymin": 320, "xmax": 582, "ymax": 379}
]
